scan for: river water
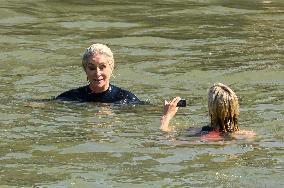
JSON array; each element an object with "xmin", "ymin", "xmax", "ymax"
[{"xmin": 0, "ymin": 0, "xmax": 283, "ymax": 187}]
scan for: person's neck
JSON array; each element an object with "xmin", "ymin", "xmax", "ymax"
[{"xmin": 89, "ymin": 84, "xmax": 109, "ymax": 93}]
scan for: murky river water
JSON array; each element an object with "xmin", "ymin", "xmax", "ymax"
[{"xmin": 0, "ymin": 0, "xmax": 283, "ymax": 187}]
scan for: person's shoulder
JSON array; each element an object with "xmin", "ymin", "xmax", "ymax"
[
  {"xmin": 201, "ymin": 125, "xmax": 213, "ymax": 132},
  {"xmin": 110, "ymin": 84, "xmax": 133, "ymax": 96},
  {"xmin": 56, "ymin": 85, "xmax": 88, "ymax": 101},
  {"xmin": 186, "ymin": 126, "xmax": 212, "ymax": 137},
  {"xmin": 110, "ymin": 84, "xmax": 141, "ymax": 103},
  {"xmin": 57, "ymin": 85, "xmax": 87, "ymax": 95},
  {"xmin": 232, "ymin": 130, "xmax": 256, "ymax": 139}
]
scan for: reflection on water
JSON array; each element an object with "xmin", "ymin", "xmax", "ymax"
[{"xmin": 0, "ymin": 0, "xmax": 283, "ymax": 187}]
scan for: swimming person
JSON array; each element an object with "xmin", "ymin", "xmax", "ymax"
[
  {"xmin": 160, "ymin": 83, "xmax": 255, "ymax": 140},
  {"xmin": 56, "ymin": 43, "xmax": 141, "ymax": 104}
]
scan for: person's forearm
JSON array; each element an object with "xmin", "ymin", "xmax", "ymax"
[{"xmin": 160, "ymin": 115, "xmax": 171, "ymax": 132}]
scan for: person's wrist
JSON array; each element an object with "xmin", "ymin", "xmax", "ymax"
[
  {"xmin": 161, "ymin": 115, "xmax": 169, "ymax": 120},
  {"xmin": 161, "ymin": 115, "xmax": 171, "ymax": 124},
  {"xmin": 160, "ymin": 115, "xmax": 171, "ymax": 131}
]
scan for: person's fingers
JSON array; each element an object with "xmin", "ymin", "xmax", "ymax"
[
  {"xmin": 171, "ymin": 96, "xmax": 181, "ymax": 106},
  {"xmin": 169, "ymin": 97, "xmax": 177, "ymax": 104}
]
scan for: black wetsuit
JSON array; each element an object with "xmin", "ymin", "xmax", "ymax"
[
  {"xmin": 187, "ymin": 125, "xmax": 214, "ymax": 137},
  {"xmin": 56, "ymin": 84, "xmax": 141, "ymax": 104}
]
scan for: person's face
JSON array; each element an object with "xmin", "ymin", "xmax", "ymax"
[{"xmin": 85, "ymin": 53, "xmax": 113, "ymax": 93}]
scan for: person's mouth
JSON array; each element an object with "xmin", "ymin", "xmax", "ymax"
[{"xmin": 93, "ymin": 78, "xmax": 104, "ymax": 83}]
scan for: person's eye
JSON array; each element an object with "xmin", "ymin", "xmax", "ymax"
[
  {"xmin": 88, "ymin": 67, "xmax": 96, "ymax": 70},
  {"xmin": 88, "ymin": 66, "xmax": 96, "ymax": 70},
  {"xmin": 99, "ymin": 65, "xmax": 106, "ymax": 70}
]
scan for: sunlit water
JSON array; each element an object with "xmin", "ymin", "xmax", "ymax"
[{"xmin": 0, "ymin": 0, "xmax": 283, "ymax": 187}]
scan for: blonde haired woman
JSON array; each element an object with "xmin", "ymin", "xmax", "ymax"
[
  {"xmin": 56, "ymin": 43, "xmax": 140, "ymax": 104},
  {"xmin": 160, "ymin": 83, "xmax": 255, "ymax": 140}
]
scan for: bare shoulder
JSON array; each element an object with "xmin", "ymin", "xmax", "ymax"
[{"xmin": 232, "ymin": 130, "xmax": 256, "ymax": 139}]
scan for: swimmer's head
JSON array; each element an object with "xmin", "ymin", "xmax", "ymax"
[
  {"xmin": 208, "ymin": 83, "xmax": 240, "ymax": 132},
  {"xmin": 82, "ymin": 43, "xmax": 114, "ymax": 71}
]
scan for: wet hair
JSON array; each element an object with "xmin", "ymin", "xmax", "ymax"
[
  {"xmin": 208, "ymin": 83, "xmax": 240, "ymax": 132},
  {"xmin": 82, "ymin": 43, "xmax": 114, "ymax": 71}
]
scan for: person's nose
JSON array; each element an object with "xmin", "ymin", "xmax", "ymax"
[{"xmin": 95, "ymin": 67, "xmax": 102, "ymax": 77}]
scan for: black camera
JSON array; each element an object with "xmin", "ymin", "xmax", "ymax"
[{"xmin": 177, "ymin": 99, "xmax": 186, "ymax": 107}]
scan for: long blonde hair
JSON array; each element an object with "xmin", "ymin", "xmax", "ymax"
[{"xmin": 208, "ymin": 83, "xmax": 240, "ymax": 132}]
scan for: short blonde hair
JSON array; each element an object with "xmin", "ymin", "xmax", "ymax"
[
  {"xmin": 208, "ymin": 83, "xmax": 240, "ymax": 132},
  {"xmin": 82, "ymin": 43, "xmax": 114, "ymax": 71}
]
